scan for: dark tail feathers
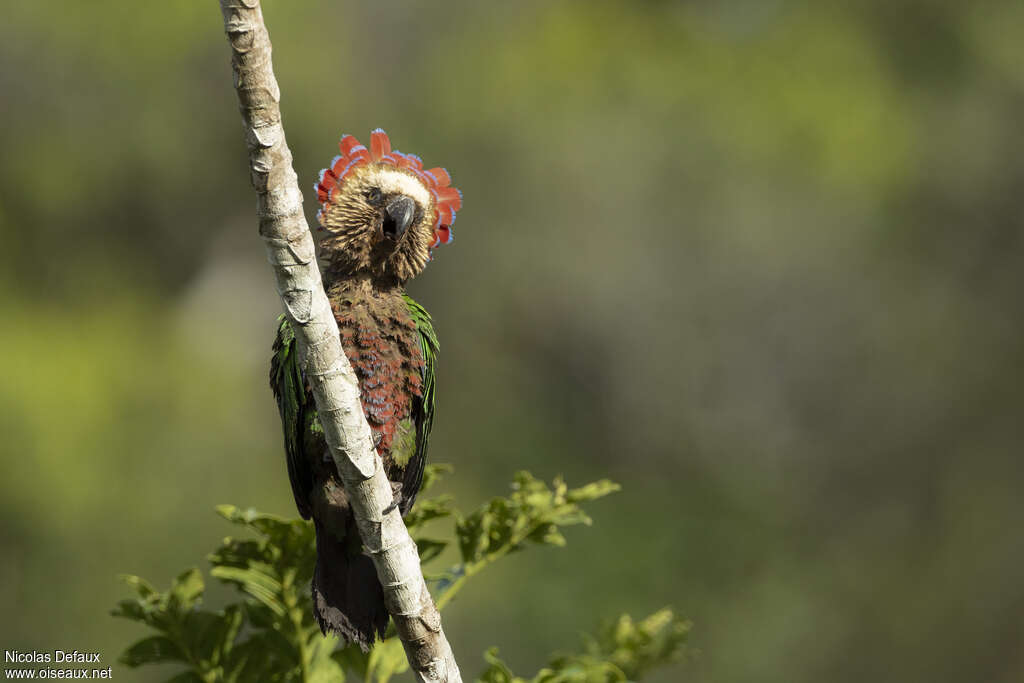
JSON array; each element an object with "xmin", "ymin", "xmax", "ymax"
[{"xmin": 312, "ymin": 517, "xmax": 389, "ymax": 651}]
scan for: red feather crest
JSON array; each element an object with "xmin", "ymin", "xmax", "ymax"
[{"xmin": 315, "ymin": 128, "xmax": 461, "ymax": 248}]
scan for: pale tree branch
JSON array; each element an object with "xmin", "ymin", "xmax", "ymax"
[{"xmin": 217, "ymin": 2, "xmax": 463, "ymax": 681}]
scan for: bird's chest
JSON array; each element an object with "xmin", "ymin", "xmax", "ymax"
[{"xmin": 330, "ymin": 295, "xmax": 424, "ymax": 465}]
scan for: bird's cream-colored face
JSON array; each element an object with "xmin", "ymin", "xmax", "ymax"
[{"xmin": 318, "ymin": 164, "xmax": 436, "ymax": 283}]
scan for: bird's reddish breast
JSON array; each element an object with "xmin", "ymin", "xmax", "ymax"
[{"xmin": 331, "ymin": 297, "xmax": 424, "ymax": 461}]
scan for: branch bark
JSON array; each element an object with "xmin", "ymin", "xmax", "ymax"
[{"xmin": 217, "ymin": 2, "xmax": 462, "ymax": 681}]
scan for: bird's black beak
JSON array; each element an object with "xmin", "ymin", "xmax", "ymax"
[{"xmin": 382, "ymin": 195, "xmax": 415, "ymax": 241}]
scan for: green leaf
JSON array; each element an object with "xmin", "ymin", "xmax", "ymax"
[
  {"xmin": 222, "ymin": 636, "xmax": 278, "ymax": 683},
  {"xmin": 364, "ymin": 637, "xmax": 409, "ymax": 683},
  {"xmin": 110, "ymin": 598, "xmax": 151, "ymax": 624},
  {"xmin": 479, "ymin": 647, "xmax": 526, "ymax": 683},
  {"xmin": 478, "ymin": 608, "xmax": 689, "ymax": 683},
  {"xmin": 588, "ymin": 608, "xmax": 691, "ymax": 680},
  {"xmin": 416, "ymin": 538, "xmax": 448, "ymax": 564},
  {"xmin": 162, "ymin": 672, "xmax": 205, "ymax": 683},
  {"xmin": 531, "ymin": 525, "xmax": 566, "ymax": 547},
  {"xmin": 534, "ymin": 656, "xmax": 625, "ymax": 682},
  {"xmin": 117, "ymin": 574, "xmax": 157, "ymax": 599},
  {"xmin": 405, "ymin": 494, "xmax": 456, "ymax": 532},
  {"xmin": 168, "ymin": 568, "xmax": 204, "ymax": 613},
  {"xmin": 566, "ymin": 480, "xmax": 621, "ymax": 503},
  {"xmin": 419, "ymin": 463, "xmax": 454, "ymax": 493},
  {"xmin": 333, "ymin": 643, "xmax": 371, "ymax": 680},
  {"xmin": 210, "ymin": 565, "xmax": 287, "ymax": 616},
  {"xmin": 306, "ymin": 633, "xmax": 346, "ymax": 683},
  {"xmin": 181, "ymin": 606, "xmax": 244, "ymax": 669},
  {"xmin": 454, "ymin": 473, "xmax": 619, "ymax": 564},
  {"xmin": 118, "ymin": 636, "xmax": 185, "ymax": 668}
]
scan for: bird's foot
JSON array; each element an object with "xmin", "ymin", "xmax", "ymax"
[{"xmin": 382, "ymin": 482, "xmax": 403, "ymax": 516}]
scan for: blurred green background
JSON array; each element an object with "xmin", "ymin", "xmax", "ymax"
[{"xmin": 2, "ymin": 1, "xmax": 1023, "ymax": 681}]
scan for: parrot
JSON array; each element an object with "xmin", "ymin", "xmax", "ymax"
[{"xmin": 269, "ymin": 129, "xmax": 461, "ymax": 651}]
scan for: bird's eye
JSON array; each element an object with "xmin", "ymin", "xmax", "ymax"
[{"xmin": 365, "ymin": 187, "xmax": 383, "ymax": 205}]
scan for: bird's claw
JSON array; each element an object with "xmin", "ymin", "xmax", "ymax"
[{"xmin": 382, "ymin": 482, "xmax": 403, "ymax": 516}]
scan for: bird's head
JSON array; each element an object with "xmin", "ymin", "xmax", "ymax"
[{"xmin": 314, "ymin": 129, "xmax": 462, "ymax": 284}]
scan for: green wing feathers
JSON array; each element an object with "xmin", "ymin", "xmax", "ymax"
[
  {"xmin": 402, "ymin": 293, "xmax": 439, "ymax": 509},
  {"xmin": 270, "ymin": 315, "xmax": 314, "ymax": 519}
]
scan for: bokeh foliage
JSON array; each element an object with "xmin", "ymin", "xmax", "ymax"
[
  {"xmin": 2, "ymin": 1, "xmax": 1024, "ymax": 682},
  {"xmin": 112, "ymin": 467, "xmax": 685, "ymax": 682}
]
